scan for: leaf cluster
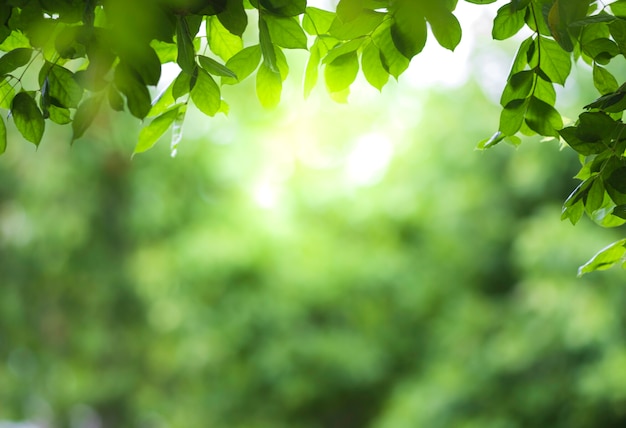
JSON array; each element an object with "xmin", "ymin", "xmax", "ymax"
[{"xmin": 2, "ymin": 0, "xmax": 626, "ymax": 273}]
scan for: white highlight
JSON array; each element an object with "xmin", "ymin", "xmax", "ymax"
[
  {"xmin": 253, "ymin": 181, "xmax": 279, "ymax": 209},
  {"xmin": 346, "ymin": 133, "xmax": 393, "ymax": 186}
]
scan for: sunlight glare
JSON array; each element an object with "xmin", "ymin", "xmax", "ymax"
[
  {"xmin": 253, "ymin": 181, "xmax": 279, "ymax": 209},
  {"xmin": 346, "ymin": 133, "xmax": 393, "ymax": 186}
]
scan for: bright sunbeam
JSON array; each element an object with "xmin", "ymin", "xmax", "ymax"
[
  {"xmin": 346, "ymin": 133, "xmax": 393, "ymax": 186},
  {"xmin": 253, "ymin": 181, "xmax": 279, "ymax": 209}
]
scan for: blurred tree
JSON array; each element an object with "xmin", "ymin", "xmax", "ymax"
[{"xmin": 1, "ymin": 77, "xmax": 626, "ymax": 427}]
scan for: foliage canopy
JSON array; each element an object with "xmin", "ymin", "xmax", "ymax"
[{"xmin": 2, "ymin": 0, "xmax": 626, "ymax": 272}]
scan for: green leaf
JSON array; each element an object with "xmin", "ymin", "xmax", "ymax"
[
  {"xmin": 208, "ymin": 15, "xmax": 244, "ymax": 61},
  {"xmin": 336, "ymin": 0, "xmax": 363, "ymax": 21},
  {"xmin": 114, "ymin": 62, "xmax": 152, "ymax": 119},
  {"xmin": 303, "ymin": 7, "xmax": 336, "ymax": 35},
  {"xmin": 609, "ymin": 19, "xmax": 626, "ymax": 56},
  {"xmin": 476, "ymin": 131, "xmax": 505, "ymax": 150},
  {"xmin": 256, "ymin": 60, "xmax": 282, "ymax": 108},
  {"xmin": 606, "ymin": 166, "xmax": 626, "ymax": 194},
  {"xmin": 46, "ymin": 64, "xmax": 84, "ymax": 109},
  {"xmin": 11, "ymin": 92, "xmax": 44, "ymax": 146},
  {"xmin": 176, "ymin": 16, "xmax": 197, "ymax": 74},
  {"xmin": 585, "ymin": 177, "xmax": 605, "ymax": 215},
  {"xmin": 492, "ymin": 3, "xmax": 525, "ymax": 40},
  {"xmin": 0, "ymin": 115, "xmax": 6, "ymax": 154},
  {"xmin": 538, "ymin": 36, "xmax": 571, "ymax": 85},
  {"xmin": 259, "ymin": 15, "xmax": 278, "ymax": 73},
  {"xmin": 264, "ymin": 15, "xmax": 308, "ymax": 49},
  {"xmin": 198, "ymin": 55, "xmax": 237, "ymax": 79},
  {"xmin": 373, "ymin": 20, "xmax": 410, "ymax": 78},
  {"xmin": 135, "ymin": 105, "xmax": 181, "ymax": 154},
  {"xmin": 582, "ymin": 38, "xmax": 620, "ymax": 65},
  {"xmin": 611, "ymin": 1, "xmax": 626, "ymax": 17},
  {"xmin": 578, "ymin": 239, "xmax": 626, "ymax": 276},
  {"xmin": 612, "ymin": 204, "xmax": 626, "ymax": 220},
  {"xmin": 172, "ymin": 69, "xmax": 197, "ymax": 100},
  {"xmin": 148, "ymin": 84, "xmax": 175, "ymax": 118},
  {"xmin": 218, "ymin": 0, "xmax": 248, "ymax": 37},
  {"xmin": 170, "ymin": 104, "xmax": 187, "ymax": 157},
  {"xmin": 259, "ymin": 0, "xmax": 306, "ymax": 17},
  {"xmin": 274, "ymin": 45, "xmax": 289, "ymax": 80},
  {"xmin": 304, "ymin": 39, "xmax": 322, "ymax": 98},
  {"xmin": 324, "ymin": 51, "xmax": 359, "ymax": 94},
  {"xmin": 510, "ymin": 36, "xmax": 533, "ymax": 75},
  {"xmin": 191, "ymin": 68, "xmax": 221, "ymax": 117},
  {"xmin": 391, "ymin": 4, "xmax": 427, "ymax": 59},
  {"xmin": 118, "ymin": 42, "xmax": 162, "ymax": 86},
  {"xmin": 222, "ymin": 45, "xmax": 262, "ymax": 85},
  {"xmin": 72, "ymin": 95, "xmax": 102, "ymax": 141},
  {"xmin": 0, "ymin": 48, "xmax": 33, "ymax": 76},
  {"xmin": 500, "ymin": 70, "xmax": 534, "ymax": 106},
  {"xmin": 577, "ymin": 111, "xmax": 618, "ymax": 142},
  {"xmin": 0, "ymin": 76, "xmax": 15, "ymax": 109},
  {"xmin": 425, "ymin": 6, "xmax": 462, "ymax": 51},
  {"xmin": 361, "ymin": 40, "xmax": 389, "ymax": 91},
  {"xmin": 561, "ymin": 197, "xmax": 585, "ymax": 225},
  {"xmin": 329, "ymin": 10, "xmax": 385, "ymax": 40},
  {"xmin": 108, "ymin": 86, "xmax": 125, "ymax": 112},
  {"xmin": 499, "ymin": 98, "xmax": 528, "ymax": 136},
  {"xmin": 559, "ymin": 127, "xmax": 606, "ymax": 155},
  {"xmin": 48, "ymin": 105, "xmax": 71, "ymax": 125},
  {"xmin": 151, "ymin": 40, "xmax": 178, "ymax": 64},
  {"xmin": 322, "ymin": 38, "xmax": 364, "ymax": 64},
  {"xmin": 533, "ymin": 76, "xmax": 556, "ymax": 105},
  {"xmin": 525, "ymin": 96, "xmax": 562, "ymax": 137},
  {"xmin": 547, "ymin": 0, "xmax": 588, "ymax": 52}
]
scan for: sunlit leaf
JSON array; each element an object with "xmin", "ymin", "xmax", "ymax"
[
  {"xmin": 198, "ymin": 55, "xmax": 238, "ymax": 79},
  {"xmin": 176, "ymin": 16, "xmax": 196, "ymax": 74},
  {"xmin": 361, "ymin": 41, "xmax": 389, "ymax": 91},
  {"xmin": 259, "ymin": 15, "xmax": 278, "ymax": 72},
  {"xmin": 222, "ymin": 45, "xmax": 262, "ymax": 85},
  {"xmin": 11, "ymin": 92, "xmax": 44, "ymax": 146},
  {"xmin": 425, "ymin": 5, "xmax": 462, "ymax": 51},
  {"xmin": 170, "ymin": 104, "xmax": 187, "ymax": 157},
  {"xmin": 538, "ymin": 36, "xmax": 571, "ymax": 85},
  {"xmin": 578, "ymin": 239, "xmax": 626, "ymax": 276},
  {"xmin": 499, "ymin": 99, "xmax": 528, "ymax": 136},
  {"xmin": 329, "ymin": 10, "xmax": 385, "ymax": 40},
  {"xmin": 500, "ymin": 70, "xmax": 534, "ymax": 106},
  {"xmin": 191, "ymin": 67, "xmax": 221, "ymax": 116},
  {"xmin": 256, "ymin": 60, "xmax": 282, "ymax": 108},
  {"xmin": 0, "ymin": 48, "xmax": 32, "ymax": 76},
  {"xmin": 304, "ymin": 39, "xmax": 322, "ymax": 98},
  {"xmin": 492, "ymin": 3, "xmax": 525, "ymax": 40},
  {"xmin": 324, "ymin": 51, "xmax": 358, "ymax": 94},
  {"xmin": 0, "ymin": 76, "xmax": 15, "ymax": 109},
  {"xmin": 135, "ymin": 105, "xmax": 182, "ymax": 154},
  {"xmin": 46, "ymin": 64, "xmax": 84, "ymax": 109},
  {"xmin": 390, "ymin": 3, "xmax": 427, "ymax": 59},
  {"xmin": 525, "ymin": 96, "xmax": 562, "ymax": 137},
  {"xmin": 208, "ymin": 15, "xmax": 244, "ymax": 61},
  {"xmin": 48, "ymin": 105, "xmax": 71, "ymax": 125},
  {"xmin": 264, "ymin": 15, "xmax": 308, "ymax": 49},
  {"xmin": 303, "ymin": 7, "xmax": 336, "ymax": 35}
]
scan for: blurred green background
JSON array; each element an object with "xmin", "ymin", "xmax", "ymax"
[{"xmin": 2, "ymin": 33, "xmax": 626, "ymax": 428}]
